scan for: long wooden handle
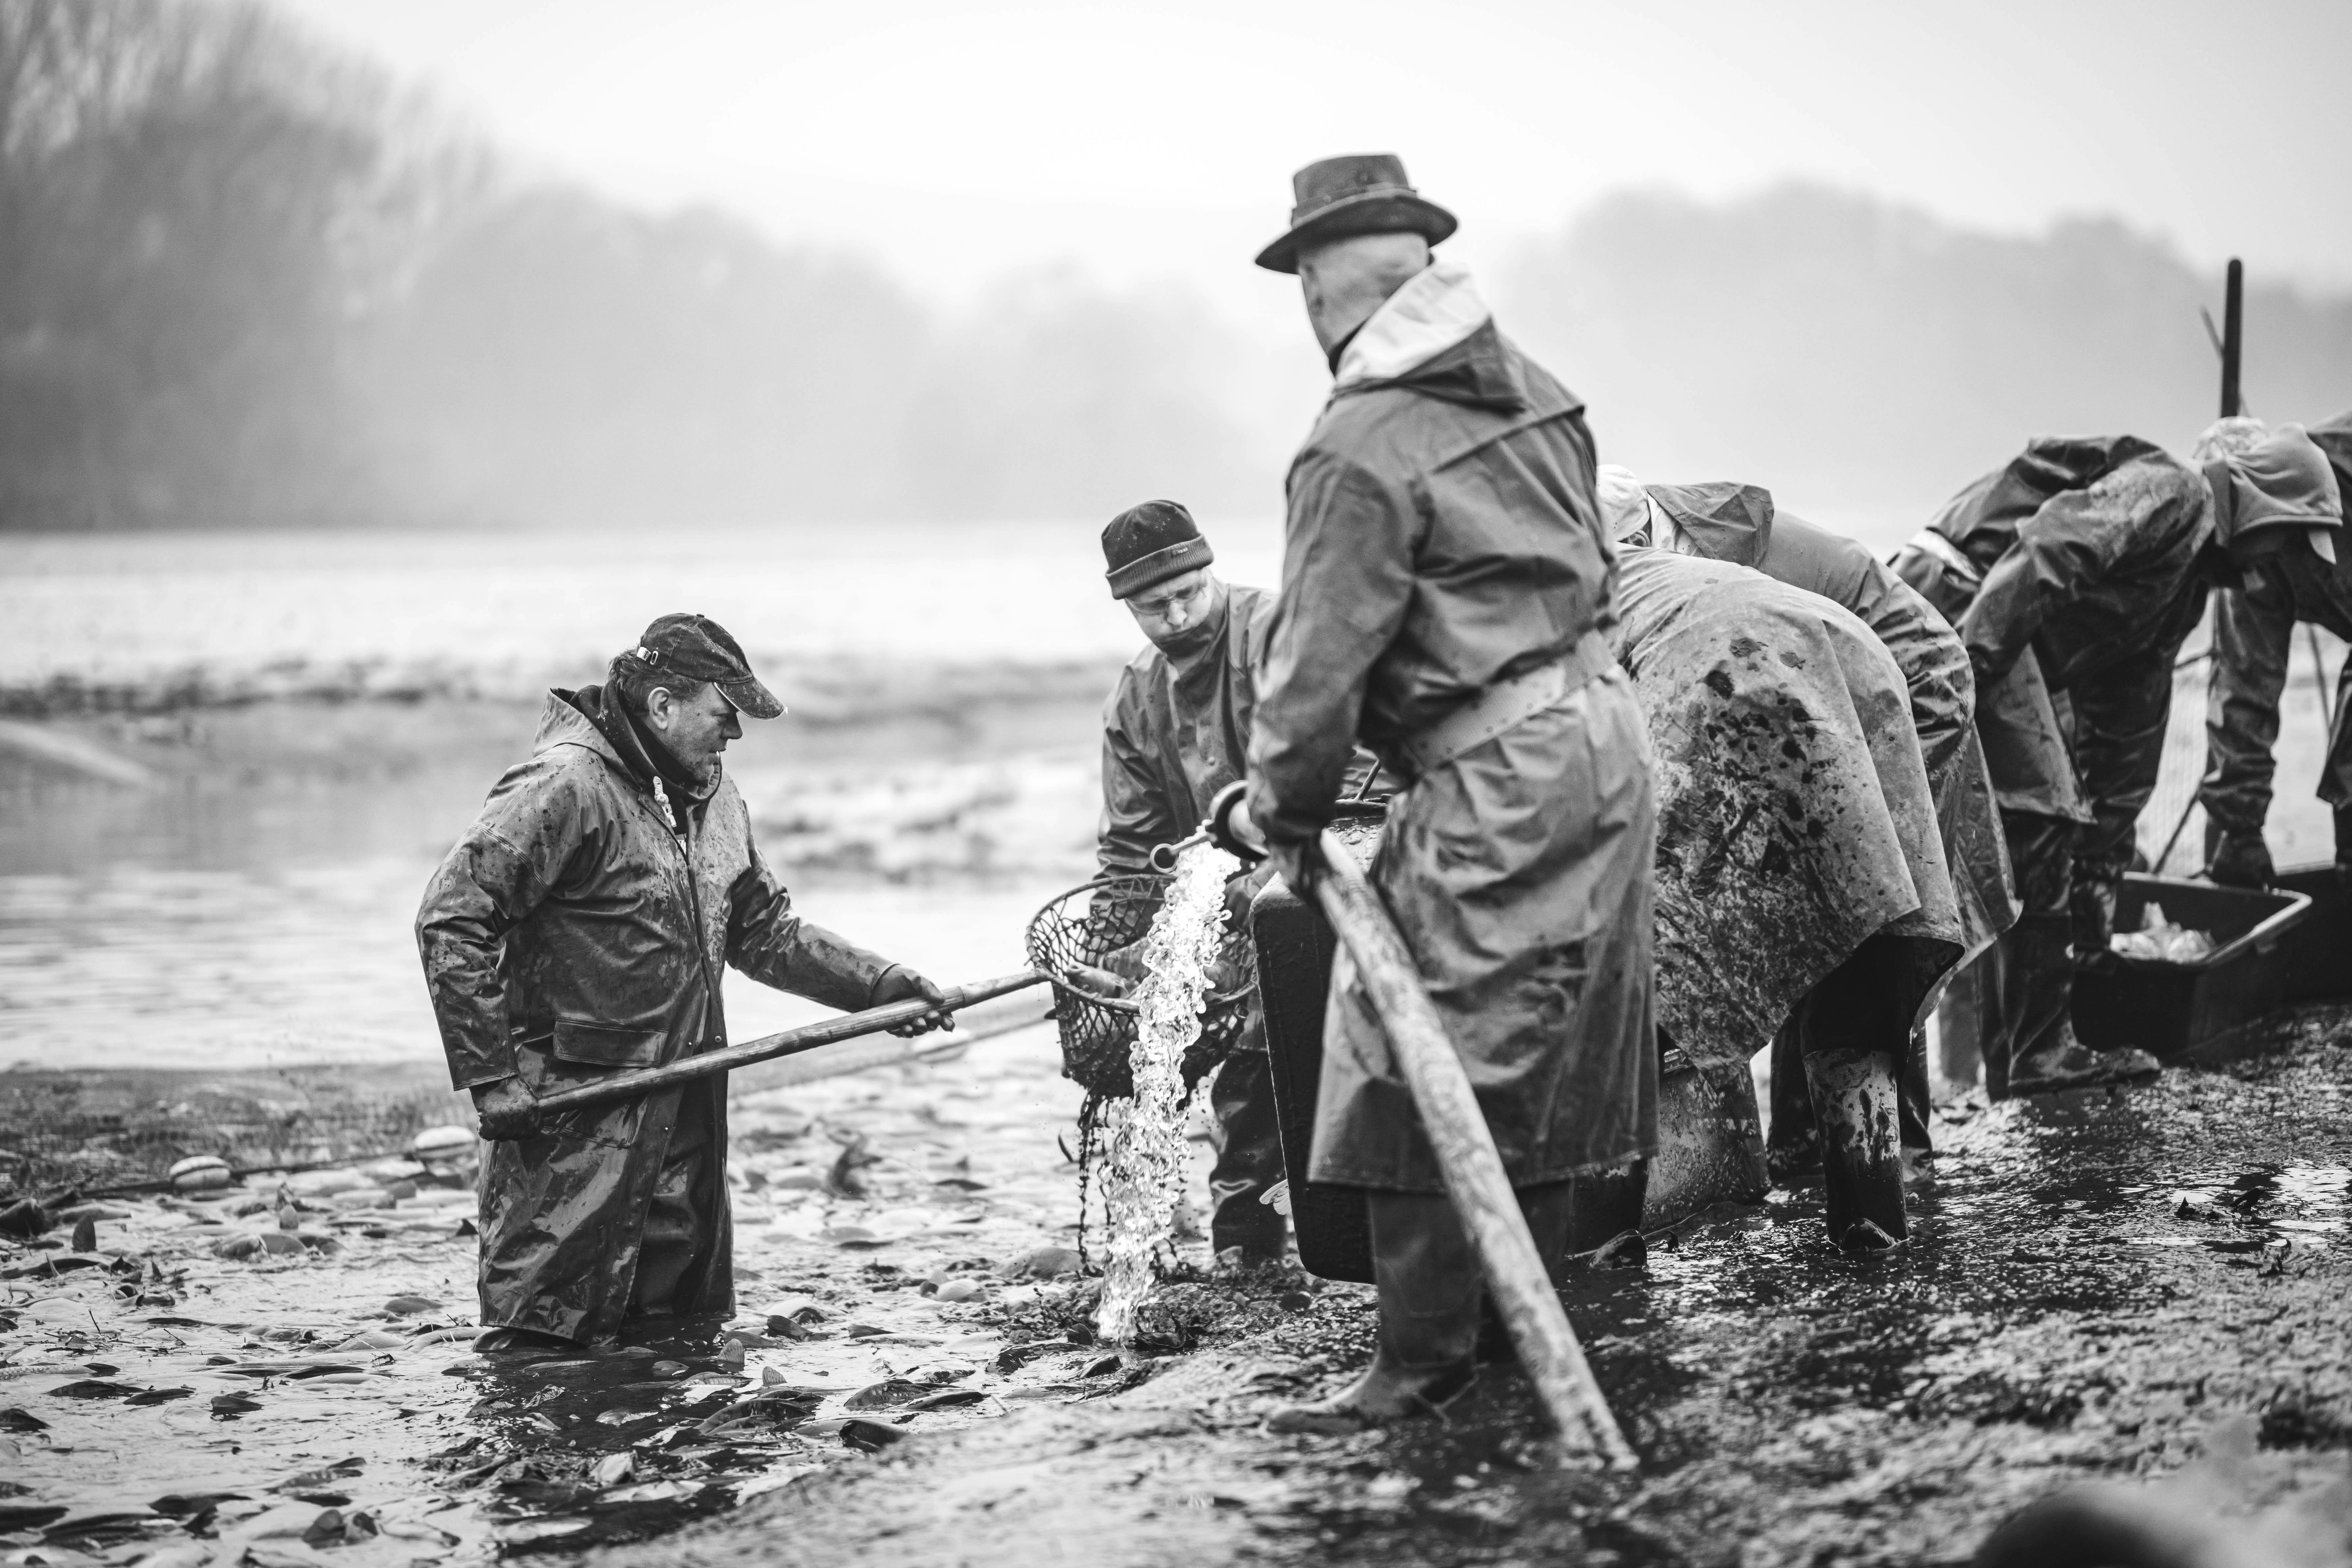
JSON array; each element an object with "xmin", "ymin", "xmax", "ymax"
[
  {"xmin": 1311, "ymin": 829, "xmax": 1637, "ymax": 1469},
  {"xmin": 532, "ymin": 969, "xmax": 1048, "ymax": 1114}
]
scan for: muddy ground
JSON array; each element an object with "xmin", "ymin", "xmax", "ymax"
[{"xmin": 7, "ymin": 1008, "xmax": 2352, "ymax": 1568}]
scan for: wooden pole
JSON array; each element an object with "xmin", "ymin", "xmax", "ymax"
[
  {"xmin": 1310, "ymin": 829, "xmax": 1638, "ymax": 1469},
  {"xmin": 2221, "ymin": 258, "xmax": 2243, "ymax": 417},
  {"xmin": 533, "ymin": 970, "xmax": 1047, "ymax": 1115}
]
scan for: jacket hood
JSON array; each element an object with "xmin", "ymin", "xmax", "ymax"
[
  {"xmin": 1335, "ymin": 317, "xmax": 1532, "ymax": 414},
  {"xmin": 1648, "ymin": 482, "xmax": 1776, "ymax": 567},
  {"xmin": 2302, "ymin": 409, "xmax": 2352, "ymax": 500},
  {"xmin": 536, "ymin": 689, "xmax": 627, "ymax": 770}
]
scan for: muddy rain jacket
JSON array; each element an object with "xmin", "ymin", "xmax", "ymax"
[
  {"xmin": 1246, "ymin": 262, "xmax": 1656, "ymax": 1191},
  {"xmin": 1612, "ymin": 550, "xmax": 1965, "ymax": 1069},
  {"xmin": 1653, "ymin": 482, "xmax": 2017, "ymax": 959},
  {"xmin": 416, "ymin": 688, "xmax": 896, "ymax": 1343},
  {"xmin": 1894, "ymin": 435, "xmax": 2214, "ymax": 883},
  {"xmin": 2202, "ymin": 412, "xmax": 2352, "ymax": 842}
]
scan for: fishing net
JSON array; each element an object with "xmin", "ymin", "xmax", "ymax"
[{"xmin": 1024, "ymin": 873, "xmax": 1256, "ymax": 1101}]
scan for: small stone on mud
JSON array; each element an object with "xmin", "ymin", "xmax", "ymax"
[
  {"xmin": 935, "ymin": 1279, "xmax": 985, "ymax": 1303},
  {"xmin": 592, "ymin": 1452, "xmax": 635, "ymax": 1488},
  {"xmin": 998, "ymin": 1246, "xmax": 1082, "ymax": 1281},
  {"xmin": 384, "ymin": 1296, "xmax": 441, "ymax": 1316},
  {"xmin": 1277, "ymin": 1292, "xmax": 1312, "ymax": 1313}
]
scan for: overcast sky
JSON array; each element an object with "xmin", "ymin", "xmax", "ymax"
[{"xmin": 281, "ymin": 0, "xmax": 2352, "ymax": 327}]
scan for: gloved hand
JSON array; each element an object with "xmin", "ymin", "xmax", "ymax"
[
  {"xmin": 1205, "ymin": 780, "xmax": 1268, "ymax": 864},
  {"xmin": 1271, "ymin": 837, "xmax": 1320, "ymax": 901},
  {"xmin": 471, "ymin": 1077, "xmax": 542, "ymax": 1142},
  {"xmin": 2069, "ymin": 875, "xmax": 2120, "ymax": 967},
  {"xmin": 873, "ymin": 964, "xmax": 952, "ymax": 1037},
  {"xmin": 2204, "ymin": 828, "xmax": 2275, "ymax": 889}
]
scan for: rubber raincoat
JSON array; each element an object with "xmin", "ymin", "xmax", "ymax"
[
  {"xmin": 1654, "ymin": 483, "xmax": 2017, "ymax": 958},
  {"xmin": 1892, "ymin": 435, "xmax": 2214, "ymax": 891},
  {"xmin": 1246, "ymin": 261, "xmax": 1656, "ymax": 1193},
  {"xmin": 1611, "ymin": 550, "xmax": 1966, "ymax": 1071},
  {"xmin": 2202, "ymin": 412, "xmax": 2352, "ymax": 855},
  {"xmin": 417, "ymin": 688, "xmax": 897, "ymax": 1344}
]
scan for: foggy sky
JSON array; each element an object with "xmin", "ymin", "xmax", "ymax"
[{"xmin": 276, "ymin": 0, "xmax": 2352, "ymax": 330}]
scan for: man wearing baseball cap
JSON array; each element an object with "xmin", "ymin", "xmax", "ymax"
[{"xmin": 417, "ymin": 613, "xmax": 950, "ymax": 1352}]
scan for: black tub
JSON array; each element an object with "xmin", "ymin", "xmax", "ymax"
[{"xmin": 2072, "ymin": 873, "xmax": 2314, "ymax": 1061}]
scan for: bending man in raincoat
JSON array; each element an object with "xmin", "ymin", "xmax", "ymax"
[
  {"xmin": 1598, "ymin": 470, "xmax": 2016, "ymax": 1173},
  {"xmin": 1606, "ymin": 541, "xmax": 1966, "ymax": 1248},
  {"xmin": 2198, "ymin": 412, "xmax": 2352, "ymax": 884},
  {"xmin": 1093, "ymin": 499, "xmax": 1289, "ymax": 1264},
  {"xmin": 417, "ymin": 615, "xmax": 949, "ymax": 1352},
  {"xmin": 1893, "ymin": 427, "xmax": 2340, "ymax": 1097},
  {"xmin": 1229, "ymin": 154, "xmax": 1657, "ymax": 1431}
]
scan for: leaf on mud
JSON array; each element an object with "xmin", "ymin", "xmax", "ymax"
[
  {"xmin": 597, "ymin": 1480, "xmax": 703, "ymax": 1506},
  {"xmin": 1, "ymin": 1407, "xmax": 50, "ymax": 1432},
  {"xmin": 837, "ymin": 1418, "xmax": 908, "ymax": 1452},
  {"xmin": 378, "ymin": 1519, "xmax": 460, "ymax": 1547},
  {"xmin": 274, "ymin": 1459, "xmax": 363, "ymax": 1493},
  {"xmin": 0, "ymin": 1504, "xmax": 67, "ymax": 1532},
  {"xmin": 843, "ymin": 1378, "xmax": 927, "ymax": 1411},
  {"xmin": 126, "ymin": 1386, "xmax": 195, "ymax": 1405},
  {"xmin": 245, "ymin": 1542, "xmax": 328, "ymax": 1568},
  {"xmin": 69, "ymin": 1218, "xmax": 96, "ymax": 1252},
  {"xmin": 995, "ymin": 1246, "xmax": 1082, "ymax": 1281},
  {"xmin": 384, "ymin": 1296, "xmax": 443, "ymax": 1316},
  {"xmin": 496, "ymin": 1517, "xmax": 592, "ymax": 1547},
  {"xmin": 152, "ymin": 1493, "xmax": 248, "ymax": 1516},
  {"xmin": 903, "ymin": 1388, "xmax": 988, "ymax": 1412},
  {"xmin": 821, "ymin": 1226, "xmax": 886, "ymax": 1249},
  {"xmin": 2, "ymin": 1256, "xmax": 103, "ymax": 1279},
  {"xmin": 45, "ymin": 1380, "xmax": 141, "ymax": 1400},
  {"xmin": 211, "ymin": 1392, "xmax": 264, "ymax": 1417},
  {"xmin": 591, "ymin": 1453, "xmax": 635, "ymax": 1488}
]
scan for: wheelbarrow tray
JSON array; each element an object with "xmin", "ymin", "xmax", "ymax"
[
  {"xmin": 2271, "ymin": 862, "xmax": 2352, "ymax": 1006},
  {"xmin": 2071, "ymin": 872, "xmax": 2313, "ymax": 1062},
  {"xmin": 1250, "ymin": 878, "xmax": 1765, "ymax": 1284}
]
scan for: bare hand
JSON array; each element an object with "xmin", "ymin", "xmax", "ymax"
[
  {"xmin": 471, "ymin": 1078, "xmax": 541, "ymax": 1141},
  {"xmin": 874, "ymin": 965, "xmax": 953, "ymax": 1037},
  {"xmin": 1065, "ymin": 963, "xmax": 1135, "ymax": 1000}
]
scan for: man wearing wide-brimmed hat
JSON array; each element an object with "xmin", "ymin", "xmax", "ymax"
[
  {"xmin": 417, "ymin": 614, "xmax": 951, "ymax": 1352},
  {"xmin": 1228, "ymin": 154, "xmax": 1659, "ymax": 1432}
]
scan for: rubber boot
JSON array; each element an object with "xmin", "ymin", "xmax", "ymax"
[
  {"xmin": 1206, "ymin": 1051, "xmax": 1288, "ymax": 1266},
  {"xmin": 1267, "ymin": 1191, "xmax": 1480, "ymax": 1434},
  {"xmin": 1999, "ymin": 914, "xmax": 2159, "ymax": 1098},
  {"xmin": 474, "ymin": 1326, "xmax": 578, "ymax": 1356},
  {"xmin": 1765, "ymin": 1019, "xmax": 1822, "ymax": 1183},
  {"xmin": 1804, "ymin": 1045, "xmax": 1908, "ymax": 1251}
]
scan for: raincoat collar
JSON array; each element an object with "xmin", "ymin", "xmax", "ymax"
[
  {"xmin": 1334, "ymin": 260, "xmax": 1493, "ymax": 390},
  {"xmin": 543, "ymin": 686, "xmax": 719, "ymax": 807}
]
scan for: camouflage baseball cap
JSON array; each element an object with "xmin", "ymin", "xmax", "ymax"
[{"xmin": 626, "ymin": 613, "xmax": 784, "ymax": 718}]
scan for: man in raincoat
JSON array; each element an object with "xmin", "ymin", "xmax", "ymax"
[
  {"xmin": 1606, "ymin": 542, "xmax": 1965, "ymax": 1248},
  {"xmin": 1094, "ymin": 499, "xmax": 1288, "ymax": 1264},
  {"xmin": 1599, "ymin": 470, "xmax": 2016, "ymax": 1168},
  {"xmin": 1232, "ymin": 154, "xmax": 1656, "ymax": 1431},
  {"xmin": 1893, "ymin": 428, "xmax": 2340, "ymax": 1097},
  {"xmin": 417, "ymin": 614, "xmax": 949, "ymax": 1352},
  {"xmin": 2198, "ymin": 413, "xmax": 2352, "ymax": 884}
]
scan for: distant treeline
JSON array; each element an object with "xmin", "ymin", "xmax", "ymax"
[{"xmin": 3, "ymin": 0, "xmax": 2349, "ymax": 533}]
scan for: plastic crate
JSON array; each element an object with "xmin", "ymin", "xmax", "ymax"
[
  {"xmin": 2271, "ymin": 863, "xmax": 2352, "ymax": 1006},
  {"xmin": 2072, "ymin": 873, "xmax": 2314, "ymax": 1060}
]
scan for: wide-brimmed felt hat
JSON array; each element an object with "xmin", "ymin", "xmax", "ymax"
[
  {"xmin": 1254, "ymin": 153, "xmax": 1458, "ymax": 275},
  {"xmin": 1102, "ymin": 500, "xmax": 1213, "ymax": 599},
  {"xmin": 627, "ymin": 612, "xmax": 784, "ymax": 718}
]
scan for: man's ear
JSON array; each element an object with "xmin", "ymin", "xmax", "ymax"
[{"xmin": 643, "ymin": 686, "xmax": 674, "ymax": 728}]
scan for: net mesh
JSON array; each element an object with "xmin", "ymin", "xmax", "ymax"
[{"xmin": 1024, "ymin": 874, "xmax": 1255, "ymax": 1100}]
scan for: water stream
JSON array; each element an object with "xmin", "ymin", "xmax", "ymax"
[{"xmin": 1092, "ymin": 843, "xmax": 1240, "ymax": 1346}]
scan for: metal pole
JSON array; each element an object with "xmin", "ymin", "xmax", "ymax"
[
  {"xmin": 1309, "ymin": 828, "xmax": 1637, "ymax": 1468},
  {"xmin": 2221, "ymin": 258, "xmax": 2243, "ymax": 417},
  {"xmin": 533, "ymin": 970, "xmax": 1047, "ymax": 1115}
]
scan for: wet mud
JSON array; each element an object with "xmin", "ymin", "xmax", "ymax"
[
  {"xmin": 625, "ymin": 1005, "xmax": 2352, "ymax": 1568},
  {"xmin": 9, "ymin": 1009, "xmax": 2352, "ymax": 1567}
]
